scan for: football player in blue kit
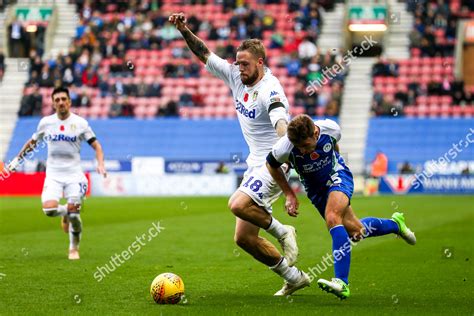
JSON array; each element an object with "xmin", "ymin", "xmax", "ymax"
[{"xmin": 266, "ymin": 114, "xmax": 416, "ymax": 299}]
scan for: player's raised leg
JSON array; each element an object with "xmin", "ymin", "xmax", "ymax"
[
  {"xmin": 41, "ymin": 178, "xmax": 67, "ymax": 219},
  {"xmin": 234, "ymin": 218, "xmax": 309, "ymax": 295},
  {"xmin": 342, "ymin": 206, "xmax": 416, "ymax": 245}
]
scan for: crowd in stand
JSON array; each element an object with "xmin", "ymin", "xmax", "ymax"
[
  {"xmin": 371, "ymin": 0, "xmax": 473, "ymax": 117},
  {"xmin": 371, "ymin": 58, "xmax": 473, "ymax": 117},
  {"xmin": 19, "ymin": 0, "xmax": 345, "ymax": 118}
]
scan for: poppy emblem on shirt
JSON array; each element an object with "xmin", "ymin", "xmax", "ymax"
[
  {"xmin": 60, "ymin": 125, "xmax": 65, "ymax": 131},
  {"xmin": 243, "ymin": 93, "xmax": 249, "ymax": 102},
  {"xmin": 310, "ymin": 152, "xmax": 319, "ymax": 160}
]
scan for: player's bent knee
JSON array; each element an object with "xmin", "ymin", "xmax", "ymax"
[
  {"xmin": 229, "ymin": 200, "xmax": 246, "ymax": 217},
  {"xmin": 67, "ymin": 197, "xmax": 82, "ymax": 212},
  {"xmin": 67, "ymin": 204, "xmax": 81, "ymax": 213}
]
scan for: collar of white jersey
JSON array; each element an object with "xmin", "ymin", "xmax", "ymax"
[{"xmin": 56, "ymin": 112, "xmax": 73, "ymax": 121}]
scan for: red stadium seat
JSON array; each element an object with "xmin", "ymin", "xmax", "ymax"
[
  {"xmin": 451, "ymin": 106, "xmax": 463, "ymax": 117},
  {"xmin": 403, "ymin": 106, "xmax": 416, "ymax": 117}
]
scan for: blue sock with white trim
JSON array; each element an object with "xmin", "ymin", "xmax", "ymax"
[{"xmin": 329, "ymin": 225, "xmax": 351, "ymax": 284}]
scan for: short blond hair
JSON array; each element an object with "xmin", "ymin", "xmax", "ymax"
[{"xmin": 237, "ymin": 39, "xmax": 266, "ymax": 60}]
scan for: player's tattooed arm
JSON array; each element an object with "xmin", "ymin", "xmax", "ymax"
[
  {"xmin": 169, "ymin": 13, "xmax": 211, "ymax": 64},
  {"xmin": 275, "ymin": 119, "xmax": 288, "ymax": 138},
  {"xmin": 180, "ymin": 28, "xmax": 211, "ymax": 64}
]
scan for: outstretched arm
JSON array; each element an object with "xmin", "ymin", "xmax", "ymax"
[
  {"xmin": 169, "ymin": 13, "xmax": 211, "ymax": 64},
  {"xmin": 7, "ymin": 138, "xmax": 38, "ymax": 171}
]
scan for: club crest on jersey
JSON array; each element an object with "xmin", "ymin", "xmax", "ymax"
[
  {"xmin": 252, "ymin": 91, "xmax": 258, "ymax": 101},
  {"xmin": 323, "ymin": 143, "xmax": 332, "ymax": 152},
  {"xmin": 235, "ymin": 100, "xmax": 256, "ymax": 119},
  {"xmin": 310, "ymin": 152, "xmax": 319, "ymax": 160},
  {"xmin": 270, "ymin": 90, "xmax": 279, "ymax": 97}
]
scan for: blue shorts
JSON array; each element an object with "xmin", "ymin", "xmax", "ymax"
[{"xmin": 306, "ymin": 169, "xmax": 354, "ymax": 218}]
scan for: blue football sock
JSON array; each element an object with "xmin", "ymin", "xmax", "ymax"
[
  {"xmin": 329, "ymin": 225, "xmax": 351, "ymax": 284},
  {"xmin": 360, "ymin": 217, "xmax": 399, "ymax": 238}
]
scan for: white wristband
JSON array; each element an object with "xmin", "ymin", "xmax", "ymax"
[{"xmin": 7, "ymin": 156, "xmax": 21, "ymax": 171}]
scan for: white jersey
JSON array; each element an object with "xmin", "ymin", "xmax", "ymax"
[
  {"xmin": 205, "ymin": 53, "xmax": 289, "ymax": 167},
  {"xmin": 32, "ymin": 113, "xmax": 96, "ymax": 176}
]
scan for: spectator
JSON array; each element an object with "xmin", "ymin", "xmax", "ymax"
[
  {"xmin": 74, "ymin": 88, "xmax": 91, "ymax": 108},
  {"xmin": 409, "ymin": 27, "xmax": 423, "ymax": 49},
  {"xmin": 179, "ymin": 92, "xmax": 194, "ymax": 107},
  {"xmin": 9, "ymin": 18, "xmax": 27, "ymax": 57},
  {"xmin": 325, "ymin": 100, "xmax": 339, "ymax": 116},
  {"xmin": 461, "ymin": 166, "xmax": 470, "ymax": 176},
  {"xmin": 372, "ymin": 57, "xmax": 388, "ymax": 77},
  {"xmin": 286, "ymin": 52, "xmax": 301, "ymax": 77},
  {"xmin": 269, "ymin": 33, "xmax": 284, "ymax": 49},
  {"xmin": 18, "ymin": 86, "xmax": 43, "ymax": 116},
  {"xmin": 159, "ymin": 21, "xmax": 180, "ymax": 42},
  {"xmin": 191, "ymin": 92, "xmax": 204, "ymax": 107},
  {"xmin": 38, "ymin": 64, "xmax": 55, "ymax": 87},
  {"xmin": 386, "ymin": 59, "xmax": 399, "ymax": 77},
  {"xmin": 0, "ymin": 49, "xmax": 5, "ymax": 82},
  {"xmin": 400, "ymin": 161, "xmax": 415, "ymax": 174},
  {"xmin": 298, "ymin": 36, "xmax": 318, "ymax": 60},
  {"xmin": 109, "ymin": 96, "xmax": 133, "ymax": 117},
  {"xmin": 215, "ymin": 162, "xmax": 229, "ymax": 174},
  {"xmin": 157, "ymin": 100, "xmax": 178, "ymax": 117},
  {"xmin": 371, "ymin": 151, "xmax": 388, "ymax": 178},
  {"xmin": 82, "ymin": 66, "xmax": 99, "ymax": 87}
]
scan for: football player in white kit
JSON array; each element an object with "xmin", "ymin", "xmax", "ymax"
[
  {"xmin": 7, "ymin": 87, "xmax": 107, "ymax": 260},
  {"xmin": 169, "ymin": 13, "xmax": 309, "ymax": 295}
]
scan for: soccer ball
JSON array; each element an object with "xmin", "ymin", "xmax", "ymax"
[{"xmin": 150, "ymin": 273, "xmax": 185, "ymax": 304}]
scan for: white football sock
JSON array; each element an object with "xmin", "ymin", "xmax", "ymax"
[
  {"xmin": 68, "ymin": 213, "xmax": 82, "ymax": 250},
  {"xmin": 270, "ymin": 257, "xmax": 301, "ymax": 284},
  {"xmin": 57, "ymin": 204, "xmax": 67, "ymax": 216},
  {"xmin": 266, "ymin": 217, "xmax": 288, "ymax": 239}
]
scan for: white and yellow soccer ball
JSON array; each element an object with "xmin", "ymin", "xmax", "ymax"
[{"xmin": 150, "ymin": 273, "xmax": 185, "ymax": 304}]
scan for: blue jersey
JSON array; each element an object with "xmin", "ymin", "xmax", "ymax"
[{"xmin": 267, "ymin": 119, "xmax": 354, "ymax": 216}]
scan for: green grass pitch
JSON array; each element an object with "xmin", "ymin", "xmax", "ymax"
[{"xmin": 0, "ymin": 195, "xmax": 473, "ymax": 315}]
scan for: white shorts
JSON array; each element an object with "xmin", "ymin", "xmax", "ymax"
[
  {"xmin": 41, "ymin": 172, "xmax": 88, "ymax": 204},
  {"xmin": 238, "ymin": 163, "xmax": 290, "ymax": 213}
]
